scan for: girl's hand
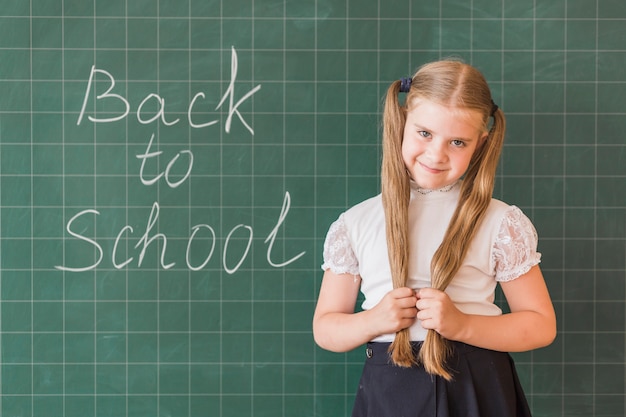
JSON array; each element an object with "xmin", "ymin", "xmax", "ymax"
[
  {"xmin": 313, "ymin": 272, "xmax": 417, "ymax": 352},
  {"xmin": 415, "ymin": 287, "xmax": 468, "ymax": 340},
  {"xmin": 368, "ymin": 287, "xmax": 418, "ymax": 335}
]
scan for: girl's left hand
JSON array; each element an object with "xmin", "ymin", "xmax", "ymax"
[{"xmin": 415, "ymin": 287, "xmax": 467, "ymax": 340}]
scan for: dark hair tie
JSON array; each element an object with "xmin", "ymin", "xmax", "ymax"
[
  {"xmin": 490, "ymin": 100, "xmax": 499, "ymax": 116},
  {"xmin": 400, "ymin": 77, "xmax": 412, "ymax": 93}
]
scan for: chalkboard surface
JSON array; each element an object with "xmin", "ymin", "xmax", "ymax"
[{"xmin": 1, "ymin": 1, "xmax": 625, "ymax": 416}]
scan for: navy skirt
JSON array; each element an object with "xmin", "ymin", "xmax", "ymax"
[{"xmin": 352, "ymin": 341, "xmax": 532, "ymax": 417}]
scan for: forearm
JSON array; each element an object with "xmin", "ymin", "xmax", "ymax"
[
  {"xmin": 313, "ymin": 309, "xmax": 379, "ymax": 352},
  {"xmin": 314, "ymin": 272, "xmax": 418, "ymax": 353},
  {"xmin": 453, "ymin": 310, "xmax": 556, "ymax": 352},
  {"xmin": 420, "ymin": 266, "xmax": 556, "ymax": 352}
]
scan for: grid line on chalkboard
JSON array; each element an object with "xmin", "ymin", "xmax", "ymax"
[
  {"xmin": 29, "ymin": 2, "xmax": 35, "ymax": 415},
  {"xmin": 60, "ymin": 2, "xmax": 66, "ymax": 415}
]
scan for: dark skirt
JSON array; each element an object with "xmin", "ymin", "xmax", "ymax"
[{"xmin": 352, "ymin": 341, "xmax": 532, "ymax": 417}]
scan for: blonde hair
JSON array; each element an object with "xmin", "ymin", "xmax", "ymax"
[{"xmin": 381, "ymin": 60, "xmax": 506, "ymax": 379}]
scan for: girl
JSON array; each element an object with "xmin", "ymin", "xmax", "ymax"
[{"xmin": 313, "ymin": 60, "xmax": 556, "ymax": 417}]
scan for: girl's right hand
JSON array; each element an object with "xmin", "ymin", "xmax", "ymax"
[
  {"xmin": 313, "ymin": 271, "xmax": 417, "ymax": 352},
  {"xmin": 368, "ymin": 287, "xmax": 418, "ymax": 335}
]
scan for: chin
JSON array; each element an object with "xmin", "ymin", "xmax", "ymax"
[{"xmin": 413, "ymin": 176, "xmax": 440, "ymax": 188}]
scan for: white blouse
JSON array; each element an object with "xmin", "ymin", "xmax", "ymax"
[{"xmin": 321, "ymin": 182, "xmax": 541, "ymax": 342}]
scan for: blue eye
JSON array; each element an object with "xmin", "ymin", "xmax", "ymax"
[
  {"xmin": 418, "ymin": 131, "xmax": 431, "ymax": 138},
  {"xmin": 451, "ymin": 139, "xmax": 465, "ymax": 147}
]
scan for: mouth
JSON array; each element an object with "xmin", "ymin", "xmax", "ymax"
[{"xmin": 418, "ymin": 161, "xmax": 445, "ymax": 174}]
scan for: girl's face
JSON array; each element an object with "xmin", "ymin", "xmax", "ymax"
[{"xmin": 402, "ymin": 99, "xmax": 487, "ymax": 190}]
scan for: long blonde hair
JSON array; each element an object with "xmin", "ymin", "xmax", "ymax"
[{"xmin": 381, "ymin": 60, "xmax": 506, "ymax": 380}]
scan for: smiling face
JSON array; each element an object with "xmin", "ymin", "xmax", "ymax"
[{"xmin": 402, "ymin": 99, "xmax": 487, "ymax": 190}]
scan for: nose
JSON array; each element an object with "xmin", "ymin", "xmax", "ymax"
[{"xmin": 425, "ymin": 139, "xmax": 447, "ymax": 163}]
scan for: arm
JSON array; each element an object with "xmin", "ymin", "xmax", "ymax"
[
  {"xmin": 416, "ymin": 264, "xmax": 556, "ymax": 352},
  {"xmin": 313, "ymin": 269, "xmax": 418, "ymax": 352}
]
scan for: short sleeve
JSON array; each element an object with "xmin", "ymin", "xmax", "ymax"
[
  {"xmin": 321, "ymin": 214, "xmax": 360, "ymax": 276},
  {"xmin": 493, "ymin": 206, "xmax": 542, "ymax": 282}
]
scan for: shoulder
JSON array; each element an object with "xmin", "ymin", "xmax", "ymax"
[
  {"xmin": 344, "ymin": 194, "xmax": 383, "ymax": 224},
  {"xmin": 485, "ymin": 197, "xmax": 513, "ymax": 218},
  {"xmin": 342, "ymin": 194, "xmax": 387, "ymax": 257},
  {"xmin": 475, "ymin": 199, "xmax": 539, "ymax": 252},
  {"xmin": 324, "ymin": 193, "xmax": 384, "ymax": 247},
  {"xmin": 476, "ymin": 198, "xmax": 517, "ymax": 235},
  {"xmin": 488, "ymin": 200, "xmax": 537, "ymax": 238},
  {"xmin": 484, "ymin": 199, "xmax": 535, "ymax": 230},
  {"xmin": 348, "ymin": 194, "xmax": 382, "ymax": 212}
]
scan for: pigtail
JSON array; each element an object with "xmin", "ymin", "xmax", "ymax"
[
  {"xmin": 381, "ymin": 79, "xmax": 415, "ymax": 367},
  {"xmin": 419, "ymin": 104, "xmax": 506, "ymax": 380}
]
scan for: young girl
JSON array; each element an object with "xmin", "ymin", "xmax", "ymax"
[{"xmin": 313, "ymin": 60, "xmax": 556, "ymax": 417}]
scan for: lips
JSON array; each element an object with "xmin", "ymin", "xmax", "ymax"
[{"xmin": 418, "ymin": 161, "xmax": 445, "ymax": 174}]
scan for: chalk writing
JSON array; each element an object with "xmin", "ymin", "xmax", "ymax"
[
  {"xmin": 137, "ymin": 134, "xmax": 193, "ymax": 188},
  {"xmin": 77, "ymin": 47, "xmax": 261, "ymax": 134},
  {"xmin": 55, "ymin": 193, "xmax": 303, "ymax": 273},
  {"xmin": 58, "ymin": 47, "xmax": 305, "ymax": 274}
]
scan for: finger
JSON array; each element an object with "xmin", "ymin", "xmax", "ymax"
[
  {"xmin": 417, "ymin": 312, "xmax": 439, "ymax": 330},
  {"xmin": 392, "ymin": 287, "xmax": 416, "ymax": 298},
  {"xmin": 402, "ymin": 307, "xmax": 418, "ymax": 318},
  {"xmin": 416, "ymin": 309, "xmax": 429, "ymax": 321},
  {"xmin": 415, "ymin": 298, "xmax": 434, "ymax": 310},
  {"xmin": 416, "ymin": 287, "xmax": 438, "ymax": 299},
  {"xmin": 397, "ymin": 296, "xmax": 419, "ymax": 309},
  {"xmin": 420, "ymin": 318, "xmax": 435, "ymax": 330}
]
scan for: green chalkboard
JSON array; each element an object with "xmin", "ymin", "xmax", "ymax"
[{"xmin": 1, "ymin": 1, "xmax": 625, "ymax": 416}]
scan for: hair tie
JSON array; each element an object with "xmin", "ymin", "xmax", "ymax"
[
  {"xmin": 399, "ymin": 77, "xmax": 412, "ymax": 93},
  {"xmin": 490, "ymin": 100, "xmax": 499, "ymax": 116}
]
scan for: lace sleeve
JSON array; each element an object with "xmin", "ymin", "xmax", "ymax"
[
  {"xmin": 321, "ymin": 214, "xmax": 360, "ymax": 276},
  {"xmin": 493, "ymin": 206, "xmax": 542, "ymax": 282}
]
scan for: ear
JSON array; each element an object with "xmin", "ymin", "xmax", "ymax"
[
  {"xmin": 477, "ymin": 132, "xmax": 489, "ymax": 148},
  {"xmin": 470, "ymin": 132, "xmax": 489, "ymax": 161}
]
